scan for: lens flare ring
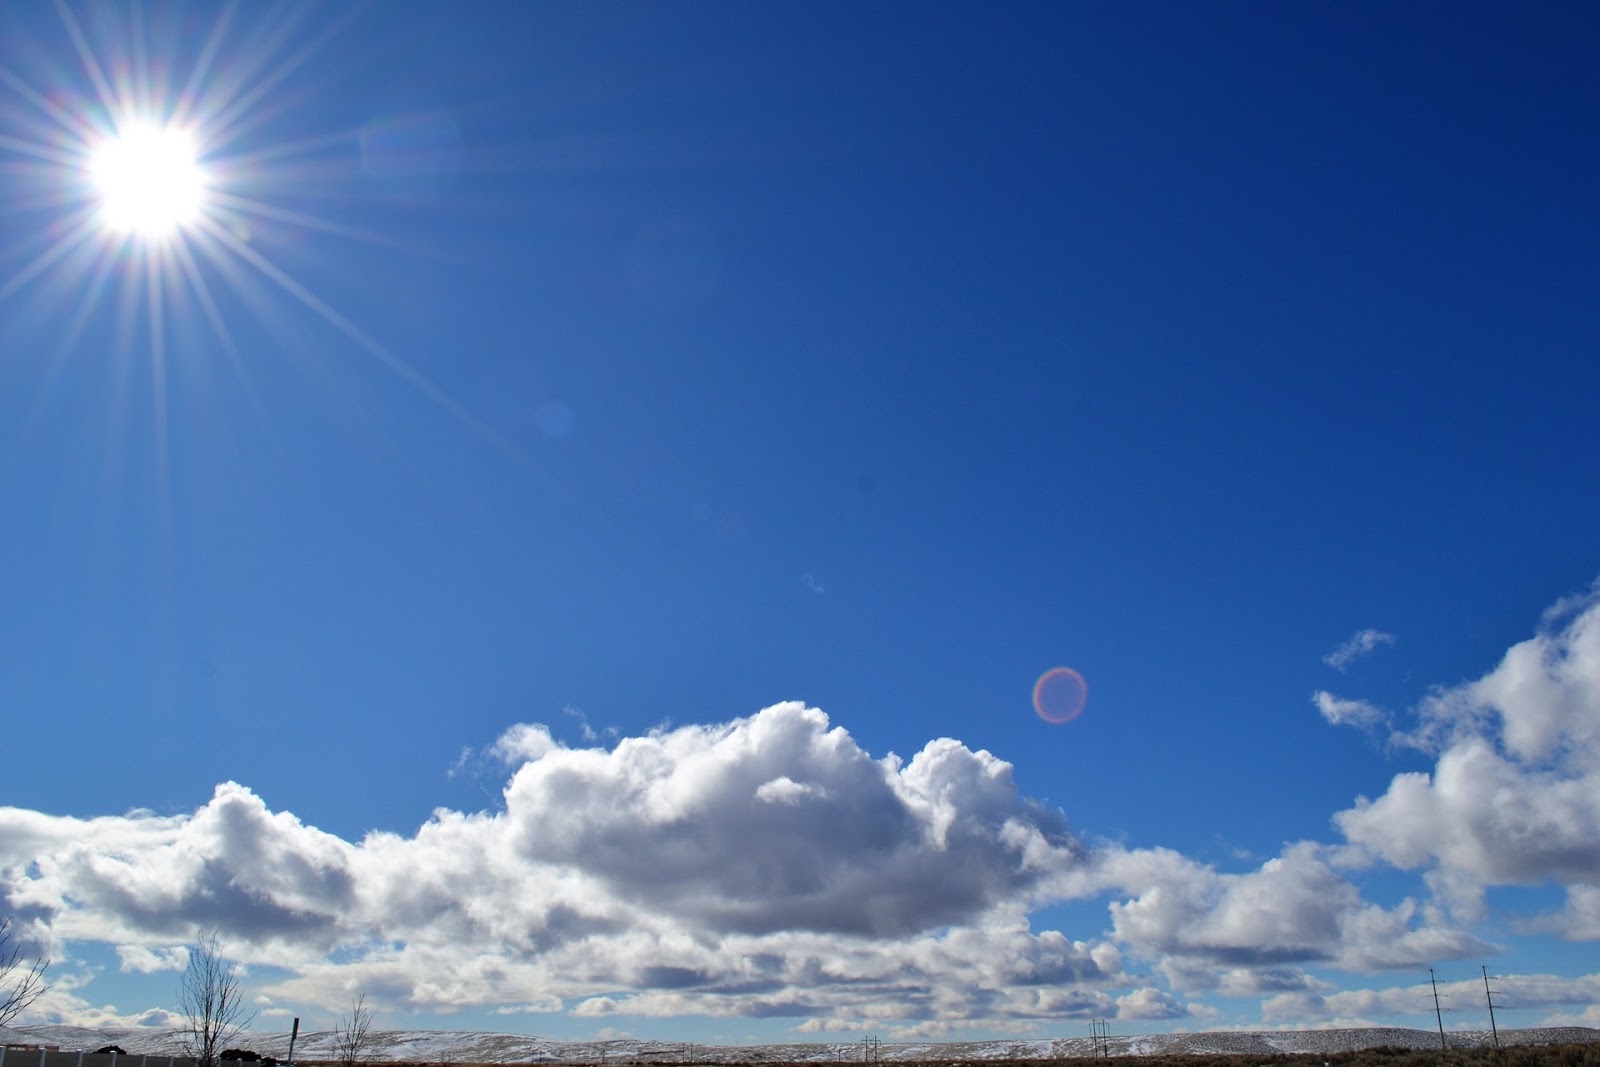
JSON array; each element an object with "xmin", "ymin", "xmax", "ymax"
[{"xmin": 1033, "ymin": 666, "xmax": 1088, "ymax": 724}]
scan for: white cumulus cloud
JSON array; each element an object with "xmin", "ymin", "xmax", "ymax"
[
  {"xmin": 6, "ymin": 593, "xmax": 1600, "ymax": 1040},
  {"xmin": 1335, "ymin": 585, "xmax": 1600, "ymax": 930},
  {"xmin": 0, "ymin": 704, "xmax": 1131, "ymax": 1029}
]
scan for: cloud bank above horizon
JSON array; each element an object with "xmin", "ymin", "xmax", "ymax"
[{"xmin": 4, "ymin": 586, "xmax": 1600, "ymax": 1037}]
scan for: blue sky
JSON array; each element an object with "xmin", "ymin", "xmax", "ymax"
[{"xmin": 2, "ymin": 0, "xmax": 1599, "ymax": 1045}]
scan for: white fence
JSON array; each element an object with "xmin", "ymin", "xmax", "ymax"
[{"xmin": 0, "ymin": 1051, "xmax": 197, "ymax": 1067}]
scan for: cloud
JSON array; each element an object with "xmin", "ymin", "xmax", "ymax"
[
  {"xmin": 499, "ymin": 704, "xmax": 1084, "ymax": 938},
  {"xmin": 1313, "ymin": 690, "xmax": 1388, "ymax": 731},
  {"xmin": 753, "ymin": 776, "xmax": 826, "ymax": 806},
  {"xmin": 5, "ymin": 594, "xmax": 1598, "ymax": 1038},
  {"xmin": 490, "ymin": 723, "xmax": 558, "ymax": 764},
  {"xmin": 1095, "ymin": 843, "xmax": 1490, "ymax": 976},
  {"xmin": 563, "ymin": 706, "xmax": 600, "ymax": 743},
  {"xmin": 1216, "ymin": 967, "xmax": 1333, "ymax": 997},
  {"xmin": 116, "ymin": 944, "xmax": 189, "ymax": 974},
  {"xmin": 1324, "ymin": 629, "xmax": 1395, "ymax": 671},
  {"xmin": 1335, "ymin": 586, "xmax": 1600, "ymax": 910},
  {"xmin": 1, "ymin": 704, "xmax": 1126, "ymax": 1028},
  {"xmin": 1542, "ymin": 883, "xmax": 1600, "ymax": 940},
  {"xmin": 1271, "ymin": 971, "xmax": 1600, "ymax": 1026},
  {"xmin": 1115, "ymin": 986, "xmax": 1187, "ymax": 1020},
  {"xmin": 3, "ymin": 783, "xmax": 355, "ymax": 953},
  {"xmin": 803, "ymin": 574, "xmax": 824, "ymax": 594}
]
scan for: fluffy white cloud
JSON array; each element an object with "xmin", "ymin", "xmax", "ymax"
[
  {"xmin": 498, "ymin": 704, "xmax": 1083, "ymax": 937},
  {"xmin": 1, "ymin": 704, "xmax": 1130, "ymax": 1029},
  {"xmin": 1095, "ymin": 843, "xmax": 1489, "ymax": 977},
  {"xmin": 1547, "ymin": 883, "xmax": 1600, "ymax": 940},
  {"xmin": 116, "ymin": 944, "xmax": 189, "ymax": 974},
  {"xmin": 1, "ymin": 785, "xmax": 354, "ymax": 961},
  {"xmin": 1336, "ymin": 587, "xmax": 1600, "ymax": 913},
  {"xmin": 491, "ymin": 723, "xmax": 558, "ymax": 764},
  {"xmin": 1324, "ymin": 629, "xmax": 1396, "ymax": 671},
  {"xmin": 7, "ymin": 600, "xmax": 1600, "ymax": 1040},
  {"xmin": 1115, "ymin": 986, "xmax": 1186, "ymax": 1020}
]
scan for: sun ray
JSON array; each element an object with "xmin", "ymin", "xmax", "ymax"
[
  {"xmin": 192, "ymin": 216, "xmax": 614, "ymax": 530},
  {"xmin": 168, "ymin": 233, "xmax": 276, "ymax": 438},
  {"xmin": 210, "ymin": 190, "xmax": 410, "ymax": 249},
  {"xmin": 214, "ymin": 127, "xmax": 361, "ymax": 171},
  {"xmin": 171, "ymin": 1, "xmax": 240, "ymax": 132},
  {"xmin": 0, "ymin": 0, "xmax": 615, "ymax": 545},
  {"xmin": 0, "ymin": 132, "xmax": 82, "ymax": 169},
  {"xmin": 51, "ymin": 0, "xmax": 120, "ymax": 124},
  {"xmin": 128, "ymin": 0, "xmax": 153, "ymax": 117},
  {"xmin": 0, "ymin": 64, "xmax": 100, "ymax": 153},
  {"xmin": 195, "ymin": 215, "xmax": 533, "ymax": 459},
  {"xmin": 0, "ymin": 209, "xmax": 104, "ymax": 303},
  {"xmin": 202, "ymin": 3, "xmax": 359, "ymax": 146},
  {"xmin": 9, "ymin": 246, "xmax": 122, "ymax": 448},
  {"xmin": 143, "ymin": 241, "xmax": 172, "ymax": 514}
]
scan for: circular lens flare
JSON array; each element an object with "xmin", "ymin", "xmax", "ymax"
[
  {"xmin": 1034, "ymin": 666, "xmax": 1088, "ymax": 724},
  {"xmin": 90, "ymin": 121, "xmax": 206, "ymax": 238}
]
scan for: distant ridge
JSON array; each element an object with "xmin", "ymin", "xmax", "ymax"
[{"xmin": 11, "ymin": 1025, "xmax": 1600, "ymax": 1062}]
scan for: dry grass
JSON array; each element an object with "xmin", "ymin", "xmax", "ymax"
[{"xmin": 307, "ymin": 1047, "xmax": 1600, "ymax": 1067}]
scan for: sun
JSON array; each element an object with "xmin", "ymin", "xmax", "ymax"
[{"xmin": 89, "ymin": 120, "xmax": 208, "ymax": 240}]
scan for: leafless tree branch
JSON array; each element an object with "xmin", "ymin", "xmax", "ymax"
[
  {"xmin": 333, "ymin": 993, "xmax": 373, "ymax": 1067},
  {"xmin": 0, "ymin": 916, "xmax": 49, "ymax": 1027},
  {"xmin": 178, "ymin": 931, "xmax": 256, "ymax": 1067}
]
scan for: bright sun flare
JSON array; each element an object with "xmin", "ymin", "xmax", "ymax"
[{"xmin": 89, "ymin": 121, "xmax": 207, "ymax": 239}]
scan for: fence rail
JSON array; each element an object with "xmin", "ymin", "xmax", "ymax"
[{"xmin": 0, "ymin": 1050, "xmax": 197, "ymax": 1067}]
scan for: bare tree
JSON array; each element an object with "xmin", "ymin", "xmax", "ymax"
[
  {"xmin": 179, "ymin": 931, "xmax": 256, "ymax": 1067},
  {"xmin": 0, "ymin": 916, "xmax": 49, "ymax": 1027},
  {"xmin": 332, "ymin": 993, "xmax": 373, "ymax": 1067}
]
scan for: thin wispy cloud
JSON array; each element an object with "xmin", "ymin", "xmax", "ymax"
[
  {"xmin": 563, "ymin": 705, "xmax": 600, "ymax": 742},
  {"xmin": 1312, "ymin": 690, "xmax": 1388, "ymax": 731},
  {"xmin": 1323, "ymin": 628, "xmax": 1395, "ymax": 671}
]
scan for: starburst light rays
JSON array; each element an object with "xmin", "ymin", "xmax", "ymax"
[{"xmin": 0, "ymin": 0, "xmax": 564, "ymax": 506}]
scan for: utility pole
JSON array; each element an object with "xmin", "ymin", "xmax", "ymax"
[
  {"xmin": 1089, "ymin": 1020, "xmax": 1109, "ymax": 1060},
  {"xmin": 1430, "ymin": 969, "xmax": 1447, "ymax": 1050},
  {"xmin": 1482, "ymin": 966, "xmax": 1501, "ymax": 1049}
]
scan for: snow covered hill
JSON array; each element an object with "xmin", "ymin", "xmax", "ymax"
[{"xmin": 10, "ymin": 1025, "xmax": 1600, "ymax": 1062}]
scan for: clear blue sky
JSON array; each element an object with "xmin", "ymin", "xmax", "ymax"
[{"xmin": 2, "ymin": 0, "xmax": 1599, "ymax": 1044}]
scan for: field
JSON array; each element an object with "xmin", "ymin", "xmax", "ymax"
[
  {"xmin": 7, "ymin": 1027, "xmax": 1600, "ymax": 1067},
  {"xmin": 289, "ymin": 1046, "xmax": 1600, "ymax": 1067}
]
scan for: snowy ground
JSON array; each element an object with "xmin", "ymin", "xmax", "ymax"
[{"xmin": 7, "ymin": 1025, "xmax": 1600, "ymax": 1063}]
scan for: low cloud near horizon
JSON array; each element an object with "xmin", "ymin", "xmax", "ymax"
[{"xmin": 4, "ymin": 588, "xmax": 1600, "ymax": 1036}]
